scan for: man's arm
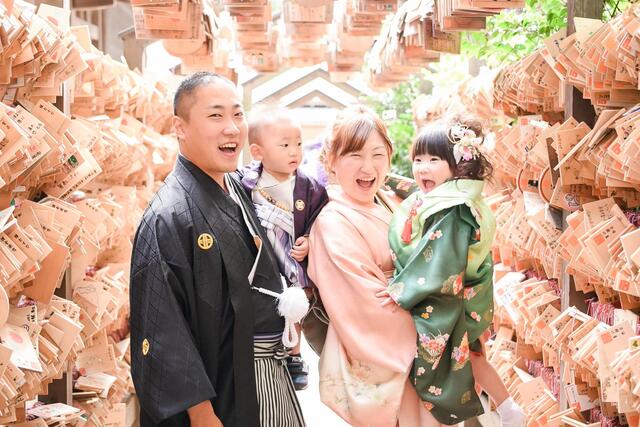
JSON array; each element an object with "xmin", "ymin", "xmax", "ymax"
[
  {"xmin": 188, "ymin": 401, "xmax": 223, "ymax": 427},
  {"xmin": 130, "ymin": 215, "xmax": 216, "ymax": 423}
]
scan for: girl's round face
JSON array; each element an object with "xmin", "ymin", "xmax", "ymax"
[
  {"xmin": 412, "ymin": 153, "xmax": 454, "ymax": 193},
  {"xmin": 331, "ymin": 132, "xmax": 390, "ymax": 204}
]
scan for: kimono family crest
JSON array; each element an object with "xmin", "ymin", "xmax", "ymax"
[{"xmin": 197, "ymin": 233, "xmax": 214, "ymax": 250}]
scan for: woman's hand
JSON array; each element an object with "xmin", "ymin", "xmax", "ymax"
[{"xmin": 376, "ymin": 289, "xmax": 397, "ymax": 310}]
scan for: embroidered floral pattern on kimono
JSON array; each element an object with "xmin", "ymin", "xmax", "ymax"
[
  {"xmin": 427, "ymin": 230, "xmax": 443, "ymax": 240},
  {"xmin": 428, "ymin": 386, "xmax": 442, "ymax": 396},
  {"xmin": 418, "ymin": 332, "xmax": 449, "ymax": 368},
  {"xmin": 454, "ymin": 275, "xmax": 464, "ymax": 295},
  {"xmin": 441, "ymin": 274, "xmax": 464, "ymax": 296},
  {"xmin": 423, "ymin": 246, "xmax": 433, "ymax": 262},
  {"xmin": 463, "ymin": 287, "xmax": 477, "ymax": 301},
  {"xmin": 320, "ymin": 362, "xmax": 394, "ymax": 414},
  {"xmin": 451, "ymin": 333, "xmax": 470, "ymax": 371},
  {"xmin": 420, "ymin": 306, "xmax": 433, "ymax": 320}
]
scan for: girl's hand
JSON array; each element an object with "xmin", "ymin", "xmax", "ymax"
[{"xmin": 376, "ymin": 289, "xmax": 397, "ymax": 310}]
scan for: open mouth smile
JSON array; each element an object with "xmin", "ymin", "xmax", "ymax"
[
  {"xmin": 421, "ymin": 179, "xmax": 436, "ymax": 191},
  {"xmin": 219, "ymin": 143, "xmax": 238, "ymax": 154},
  {"xmin": 356, "ymin": 177, "xmax": 376, "ymax": 189}
]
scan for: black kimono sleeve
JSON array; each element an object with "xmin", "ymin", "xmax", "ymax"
[{"xmin": 130, "ymin": 214, "xmax": 215, "ymax": 424}]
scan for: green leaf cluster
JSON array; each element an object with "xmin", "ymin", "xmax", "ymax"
[
  {"xmin": 461, "ymin": 0, "xmax": 636, "ymax": 67},
  {"xmin": 461, "ymin": 0, "xmax": 567, "ymax": 67}
]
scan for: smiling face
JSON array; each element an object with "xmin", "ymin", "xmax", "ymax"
[
  {"xmin": 331, "ymin": 131, "xmax": 390, "ymax": 204},
  {"xmin": 250, "ymin": 118, "xmax": 303, "ymax": 181},
  {"xmin": 412, "ymin": 152, "xmax": 454, "ymax": 193},
  {"xmin": 173, "ymin": 79, "xmax": 247, "ymax": 188},
  {"xmin": 410, "ymin": 124, "xmax": 457, "ymax": 194}
]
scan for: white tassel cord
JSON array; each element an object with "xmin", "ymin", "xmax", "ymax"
[
  {"xmin": 252, "ymin": 276, "xmax": 309, "ymax": 348},
  {"xmin": 277, "ymin": 287, "xmax": 309, "ymax": 347}
]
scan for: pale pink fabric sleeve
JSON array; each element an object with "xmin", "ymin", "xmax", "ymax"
[{"xmin": 308, "ymin": 210, "xmax": 416, "ymax": 374}]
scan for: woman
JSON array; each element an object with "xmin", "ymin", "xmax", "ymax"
[{"xmin": 307, "ymin": 105, "xmax": 439, "ymax": 427}]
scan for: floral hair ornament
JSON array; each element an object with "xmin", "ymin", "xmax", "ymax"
[{"xmin": 448, "ymin": 124, "xmax": 484, "ymax": 164}]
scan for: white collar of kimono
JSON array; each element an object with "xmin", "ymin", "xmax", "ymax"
[
  {"xmin": 327, "ymin": 185, "xmax": 392, "ymax": 225},
  {"xmin": 256, "ymin": 169, "xmax": 295, "ymax": 211},
  {"xmin": 418, "ymin": 179, "xmax": 485, "ymax": 202},
  {"xmin": 226, "ymin": 174, "xmax": 259, "ymax": 238}
]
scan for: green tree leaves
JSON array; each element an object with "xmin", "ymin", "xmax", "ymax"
[
  {"xmin": 461, "ymin": 0, "xmax": 634, "ymax": 67},
  {"xmin": 461, "ymin": 0, "xmax": 567, "ymax": 67}
]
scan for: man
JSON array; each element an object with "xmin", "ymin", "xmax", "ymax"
[{"xmin": 130, "ymin": 72, "xmax": 305, "ymax": 427}]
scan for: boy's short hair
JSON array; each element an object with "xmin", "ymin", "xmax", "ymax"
[{"xmin": 248, "ymin": 108, "xmax": 300, "ymax": 145}]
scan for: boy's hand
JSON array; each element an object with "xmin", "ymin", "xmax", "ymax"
[{"xmin": 291, "ymin": 236, "xmax": 309, "ymax": 262}]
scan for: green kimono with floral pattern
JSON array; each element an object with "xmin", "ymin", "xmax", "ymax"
[{"xmin": 387, "ymin": 179, "xmax": 496, "ymax": 425}]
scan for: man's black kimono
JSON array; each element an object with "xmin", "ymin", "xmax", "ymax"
[{"xmin": 130, "ymin": 155, "xmax": 285, "ymax": 426}]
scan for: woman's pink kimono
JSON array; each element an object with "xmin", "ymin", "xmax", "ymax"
[{"xmin": 308, "ymin": 186, "xmax": 439, "ymax": 427}]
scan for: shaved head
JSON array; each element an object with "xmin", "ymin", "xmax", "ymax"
[{"xmin": 173, "ymin": 72, "xmax": 236, "ymax": 121}]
